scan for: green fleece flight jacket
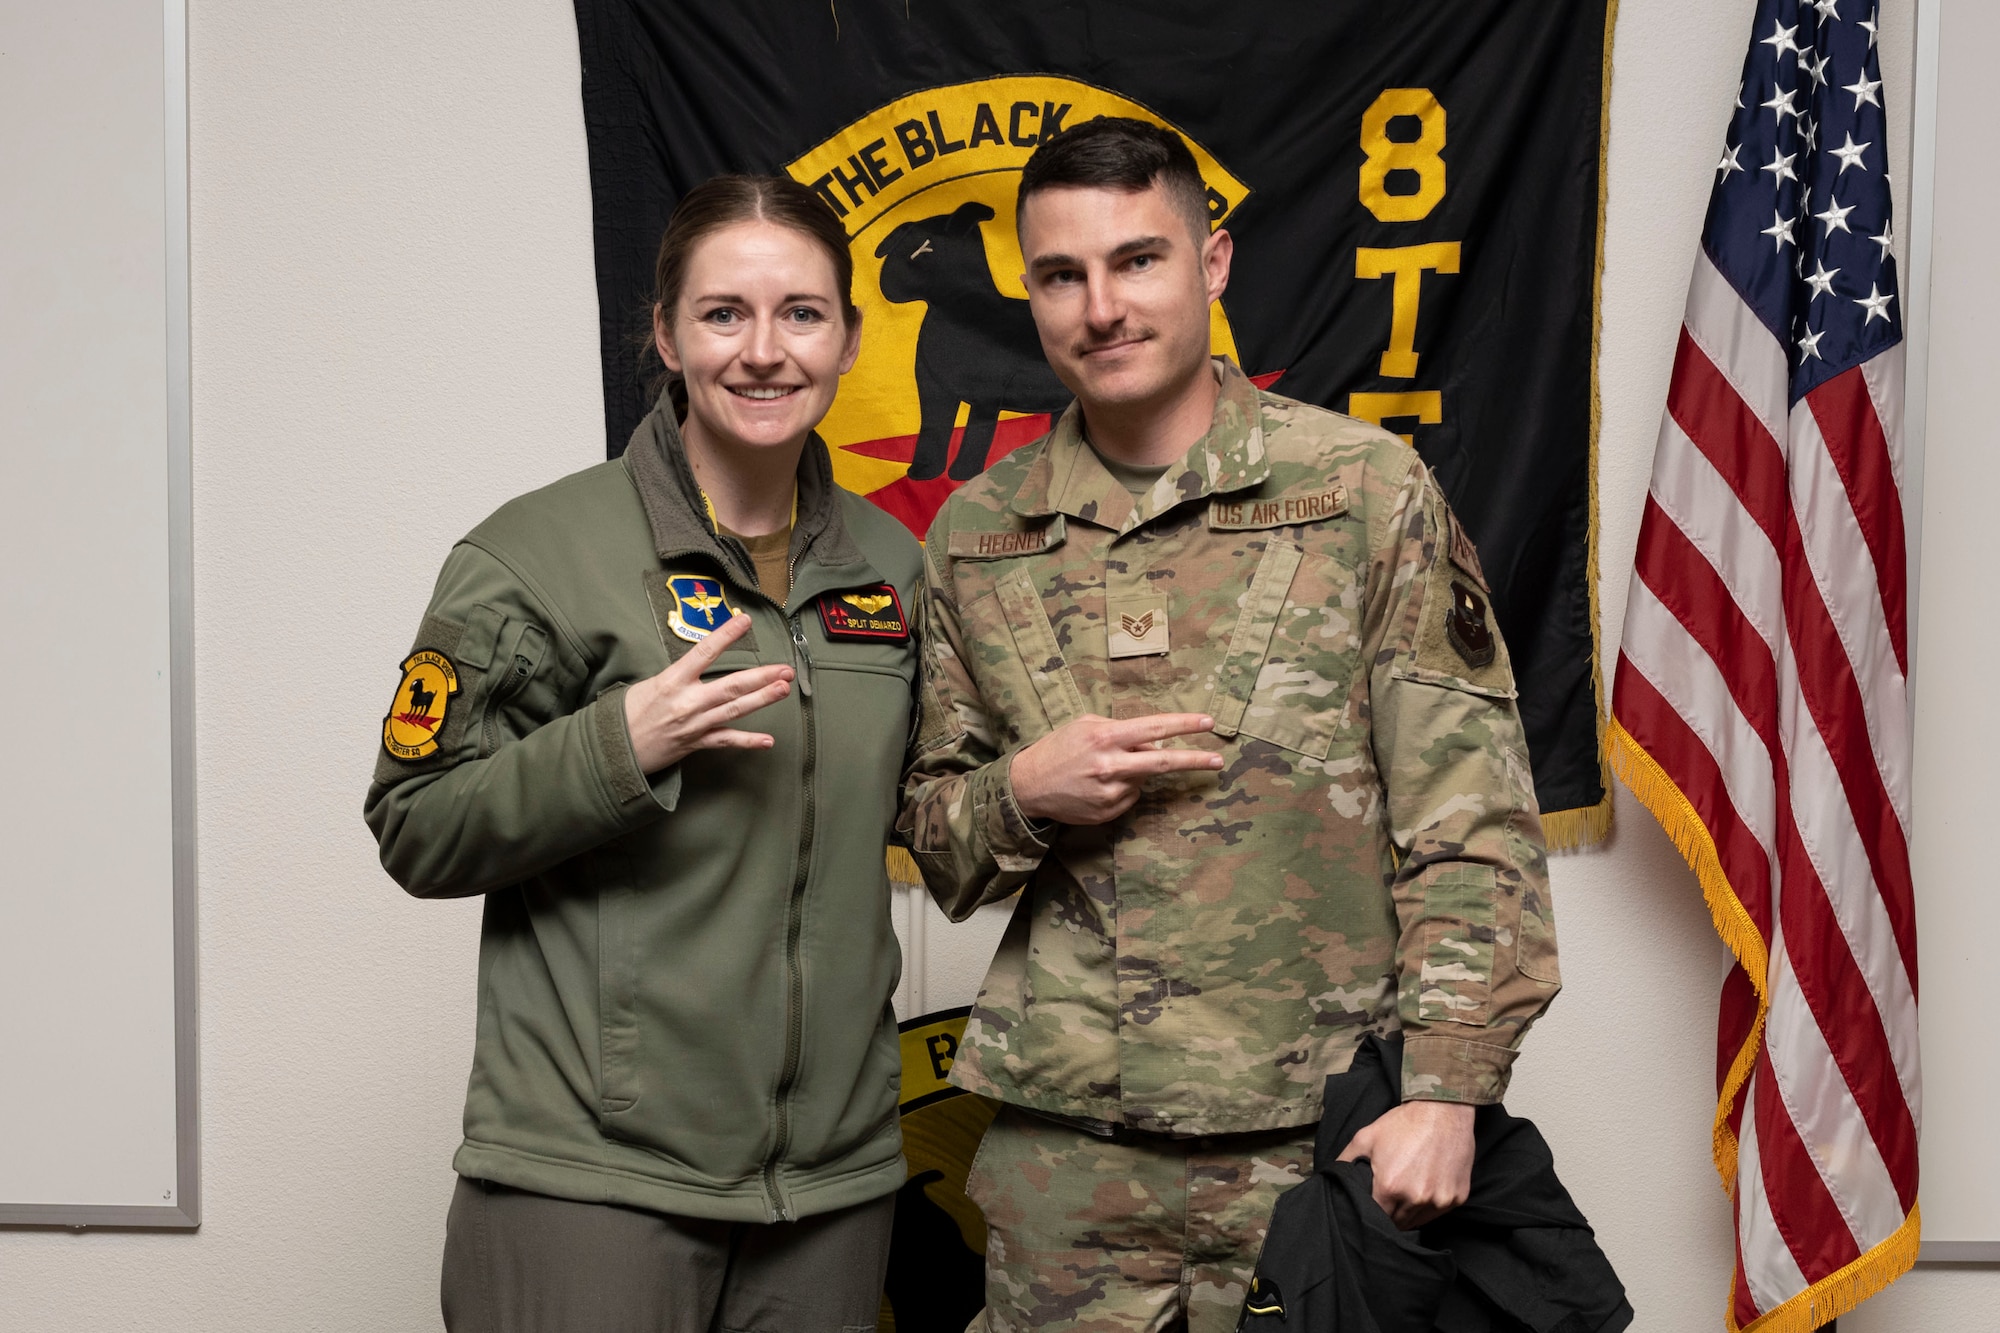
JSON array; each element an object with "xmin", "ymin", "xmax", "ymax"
[{"xmin": 364, "ymin": 400, "xmax": 923, "ymax": 1224}]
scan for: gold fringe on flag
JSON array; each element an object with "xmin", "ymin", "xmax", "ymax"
[
  {"xmin": 1606, "ymin": 719, "xmax": 1770, "ymax": 1188},
  {"xmin": 1542, "ymin": 796, "xmax": 1614, "ymax": 851},
  {"xmin": 1612, "ymin": 718, "xmax": 1923, "ymax": 1326},
  {"xmin": 1730, "ymin": 1203, "xmax": 1922, "ymax": 1333},
  {"xmin": 885, "ymin": 844, "xmax": 924, "ymax": 893},
  {"xmin": 1545, "ymin": 0, "xmax": 1623, "ymax": 854}
]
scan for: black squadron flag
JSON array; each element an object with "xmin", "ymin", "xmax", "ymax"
[{"xmin": 574, "ymin": 0, "xmax": 1617, "ymax": 841}]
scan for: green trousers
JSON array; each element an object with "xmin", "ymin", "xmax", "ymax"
[{"xmin": 441, "ymin": 1176, "xmax": 895, "ymax": 1333}]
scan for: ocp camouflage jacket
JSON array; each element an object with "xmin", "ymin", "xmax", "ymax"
[{"xmin": 899, "ymin": 359, "xmax": 1560, "ymax": 1135}]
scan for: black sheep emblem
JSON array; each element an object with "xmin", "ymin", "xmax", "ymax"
[{"xmin": 874, "ymin": 201, "xmax": 1072, "ymax": 482}]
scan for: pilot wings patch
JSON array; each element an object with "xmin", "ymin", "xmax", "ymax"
[{"xmin": 819, "ymin": 584, "xmax": 909, "ymax": 642}]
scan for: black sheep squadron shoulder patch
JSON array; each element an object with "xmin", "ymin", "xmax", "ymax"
[
  {"xmin": 382, "ymin": 649, "xmax": 460, "ymax": 761},
  {"xmin": 818, "ymin": 583, "xmax": 910, "ymax": 642}
]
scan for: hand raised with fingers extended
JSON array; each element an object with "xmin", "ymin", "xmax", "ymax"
[
  {"xmin": 622, "ymin": 613, "xmax": 795, "ymax": 773},
  {"xmin": 1008, "ymin": 712, "xmax": 1223, "ymax": 826}
]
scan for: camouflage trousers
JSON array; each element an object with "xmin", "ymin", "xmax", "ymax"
[{"xmin": 964, "ymin": 1104, "xmax": 1316, "ymax": 1333}]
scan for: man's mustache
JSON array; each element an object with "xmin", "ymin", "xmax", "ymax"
[{"xmin": 1073, "ymin": 327, "xmax": 1154, "ymax": 356}]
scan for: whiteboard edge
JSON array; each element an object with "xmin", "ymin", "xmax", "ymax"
[
  {"xmin": 0, "ymin": 0, "xmax": 198, "ymax": 1234},
  {"xmin": 166, "ymin": 0, "xmax": 201, "ymax": 1232},
  {"xmin": 0, "ymin": 1203, "xmax": 201, "ymax": 1229},
  {"xmin": 1918, "ymin": 1242, "xmax": 2000, "ymax": 1265}
]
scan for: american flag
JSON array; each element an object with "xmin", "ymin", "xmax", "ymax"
[{"xmin": 1608, "ymin": 1, "xmax": 1919, "ymax": 1328}]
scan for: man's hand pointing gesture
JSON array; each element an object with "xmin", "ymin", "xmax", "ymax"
[{"xmin": 1008, "ymin": 712, "xmax": 1223, "ymax": 826}]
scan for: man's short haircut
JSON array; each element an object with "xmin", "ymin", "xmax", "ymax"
[{"xmin": 1016, "ymin": 116, "xmax": 1213, "ymax": 243}]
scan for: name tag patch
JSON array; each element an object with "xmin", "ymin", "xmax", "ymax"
[
  {"xmin": 1209, "ymin": 484, "xmax": 1348, "ymax": 531},
  {"xmin": 946, "ymin": 518, "xmax": 1065, "ymax": 559},
  {"xmin": 818, "ymin": 584, "xmax": 910, "ymax": 641},
  {"xmin": 1108, "ymin": 593, "xmax": 1170, "ymax": 658},
  {"xmin": 1448, "ymin": 510, "xmax": 1489, "ymax": 590}
]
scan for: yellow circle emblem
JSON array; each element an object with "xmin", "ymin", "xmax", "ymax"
[
  {"xmin": 785, "ymin": 76, "xmax": 1254, "ymax": 538},
  {"xmin": 382, "ymin": 649, "xmax": 460, "ymax": 761}
]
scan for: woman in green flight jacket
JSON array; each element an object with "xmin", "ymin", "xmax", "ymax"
[{"xmin": 365, "ymin": 176, "xmax": 923, "ymax": 1332}]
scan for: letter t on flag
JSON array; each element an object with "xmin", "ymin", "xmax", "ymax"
[{"xmin": 1608, "ymin": 1, "xmax": 1921, "ymax": 1328}]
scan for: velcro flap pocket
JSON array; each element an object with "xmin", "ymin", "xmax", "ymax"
[
  {"xmin": 455, "ymin": 605, "xmax": 505, "ymax": 671},
  {"xmin": 1213, "ymin": 543, "xmax": 1363, "ymax": 760},
  {"xmin": 993, "ymin": 567, "xmax": 1084, "ymax": 730},
  {"xmin": 1410, "ymin": 548, "xmax": 1515, "ymax": 698},
  {"xmin": 1414, "ymin": 864, "xmax": 1498, "ymax": 1027},
  {"xmin": 1208, "ymin": 539, "xmax": 1304, "ymax": 739}
]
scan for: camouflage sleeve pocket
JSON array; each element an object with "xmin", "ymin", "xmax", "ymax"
[{"xmin": 1410, "ymin": 864, "xmax": 1498, "ymax": 1027}]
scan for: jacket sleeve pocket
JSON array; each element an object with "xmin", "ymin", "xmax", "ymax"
[{"xmin": 1404, "ymin": 864, "xmax": 1497, "ymax": 1028}]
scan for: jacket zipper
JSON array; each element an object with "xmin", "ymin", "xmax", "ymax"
[
  {"xmin": 764, "ymin": 615, "xmax": 816, "ymax": 1221},
  {"xmin": 481, "ymin": 653, "xmax": 534, "ymax": 757}
]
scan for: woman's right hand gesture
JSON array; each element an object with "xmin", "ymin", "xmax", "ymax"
[{"xmin": 622, "ymin": 613, "xmax": 794, "ymax": 773}]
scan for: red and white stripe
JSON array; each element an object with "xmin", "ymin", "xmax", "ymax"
[{"xmin": 1611, "ymin": 252, "xmax": 1921, "ymax": 1330}]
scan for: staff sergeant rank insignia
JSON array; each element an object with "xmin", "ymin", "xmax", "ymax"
[
  {"xmin": 818, "ymin": 584, "xmax": 909, "ymax": 641},
  {"xmin": 663, "ymin": 574, "xmax": 739, "ymax": 643},
  {"xmin": 382, "ymin": 649, "xmax": 459, "ymax": 761}
]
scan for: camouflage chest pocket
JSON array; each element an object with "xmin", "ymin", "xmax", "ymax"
[
  {"xmin": 959, "ymin": 566, "xmax": 1085, "ymax": 747},
  {"xmin": 1209, "ymin": 540, "xmax": 1363, "ymax": 760}
]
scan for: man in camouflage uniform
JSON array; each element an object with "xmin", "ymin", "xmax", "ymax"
[{"xmin": 898, "ymin": 118, "xmax": 1561, "ymax": 1332}]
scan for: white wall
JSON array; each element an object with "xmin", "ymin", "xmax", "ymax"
[{"xmin": 0, "ymin": 0, "xmax": 1989, "ymax": 1327}]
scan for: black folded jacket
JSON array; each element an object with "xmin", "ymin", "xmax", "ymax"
[{"xmin": 1238, "ymin": 1033, "xmax": 1634, "ymax": 1333}]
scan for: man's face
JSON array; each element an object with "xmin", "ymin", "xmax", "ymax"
[{"xmin": 1017, "ymin": 182, "xmax": 1231, "ymax": 415}]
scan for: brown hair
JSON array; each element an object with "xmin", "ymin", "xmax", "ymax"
[
  {"xmin": 642, "ymin": 175, "xmax": 856, "ymax": 409},
  {"xmin": 1016, "ymin": 116, "xmax": 1213, "ymax": 243}
]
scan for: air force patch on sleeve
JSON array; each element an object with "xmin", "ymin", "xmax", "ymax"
[
  {"xmin": 382, "ymin": 649, "xmax": 460, "ymax": 761},
  {"xmin": 663, "ymin": 574, "xmax": 740, "ymax": 643},
  {"xmin": 1447, "ymin": 580, "xmax": 1497, "ymax": 668},
  {"xmin": 818, "ymin": 583, "xmax": 909, "ymax": 641}
]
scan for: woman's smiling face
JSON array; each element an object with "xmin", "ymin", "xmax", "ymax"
[{"xmin": 656, "ymin": 218, "xmax": 862, "ymax": 457}]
